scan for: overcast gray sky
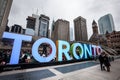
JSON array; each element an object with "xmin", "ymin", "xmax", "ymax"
[{"xmin": 8, "ymin": 0, "xmax": 120, "ymax": 40}]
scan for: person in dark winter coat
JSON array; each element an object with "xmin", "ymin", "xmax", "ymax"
[
  {"xmin": 103, "ymin": 54, "xmax": 111, "ymax": 72},
  {"xmin": 98, "ymin": 52, "xmax": 104, "ymax": 71}
]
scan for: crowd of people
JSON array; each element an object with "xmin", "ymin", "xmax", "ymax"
[
  {"xmin": 0, "ymin": 50, "xmax": 34, "ymax": 65},
  {"xmin": 0, "ymin": 49, "xmax": 56, "ymax": 65},
  {"xmin": 0, "ymin": 50, "xmax": 11, "ymax": 65}
]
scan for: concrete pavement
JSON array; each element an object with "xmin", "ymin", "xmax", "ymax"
[
  {"xmin": 0, "ymin": 59, "xmax": 120, "ymax": 80},
  {"xmin": 42, "ymin": 59, "xmax": 120, "ymax": 80}
]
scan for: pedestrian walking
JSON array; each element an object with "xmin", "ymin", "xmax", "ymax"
[
  {"xmin": 98, "ymin": 52, "xmax": 105, "ymax": 71},
  {"xmin": 103, "ymin": 54, "xmax": 111, "ymax": 72}
]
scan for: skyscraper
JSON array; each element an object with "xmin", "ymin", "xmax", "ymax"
[
  {"xmin": 26, "ymin": 16, "xmax": 36, "ymax": 30},
  {"xmin": 26, "ymin": 14, "xmax": 49, "ymax": 37},
  {"xmin": 39, "ymin": 14, "xmax": 49, "ymax": 37},
  {"xmin": 10, "ymin": 24, "xmax": 22, "ymax": 34},
  {"xmin": 26, "ymin": 14, "xmax": 40, "ymax": 36},
  {"xmin": 25, "ymin": 16, "xmax": 36, "ymax": 35},
  {"xmin": 98, "ymin": 14, "xmax": 115, "ymax": 34},
  {"xmin": 32, "ymin": 14, "xmax": 40, "ymax": 36},
  {"xmin": 0, "ymin": 0, "xmax": 13, "ymax": 38},
  {"xmin": 74, "ymin": 16, "xmax": 88, "ymax": 41},
  {"xmin": 51, "ymin": 19, "xmax": 70, "ymax": 42}
]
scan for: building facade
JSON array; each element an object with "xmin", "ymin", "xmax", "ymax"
[
  {"xmin": 25, "ymin": 16, "xmax": 36, "ymax": 35},
  {"xmin": 106, "ymin": 31, "xmax": 120, "ymax": 53},
  {"xmin": 89, "ymin": 20, "xmax": 107, "ymax": 46},
  {"xmin": 32, "ymin": 14, "xmax": 40, "ymax": 36},
  {"xmin": 74, "ymin": 16, "xmax": 88, "ymax": 41},
  {"xmin": 0, "ymin": 0, "xmax": 13, "ymax": 38},
  {"xmin": 5, "ymin": 25, "xmax": 10, "ymax": 32},
  {"xmin": 26, "ymin": 16, "xmax": 36, "ymax": 30},
  {"xmin": 39, "ymin": 14, "xmax": 49, "ymax": 37},
  {"xmin": 89, "ymin": 20, "xmax": 119, "ymax": 54},
  {"xmin": 98, "ymin": 14, "xmax": 115, "ymax": 34},
  {"xmin": 51, "ymin": 19, "xmax": 70, "ymax": 42},
  {"xmin": 10, "ymin": 24, "xmax": 22, "ymax": 34}
]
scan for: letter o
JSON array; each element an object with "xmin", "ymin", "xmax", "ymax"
[
  {"xmin": 97, "ymin": 46, "xmax": 102, "ymax": 55},
  {"xmin": 72, "ymin": 43, "xmax": 84, "ymax": 59},
  {"xmin": 32, "ymin": 38, "xmax": 56, "ymax": 62}
]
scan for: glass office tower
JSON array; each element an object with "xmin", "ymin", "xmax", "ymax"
[{"xmin": 98, "ymin": 14, "xmax": 115, "ymax": 34}]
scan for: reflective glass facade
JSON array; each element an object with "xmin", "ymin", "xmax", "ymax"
[{"xmin": 98, "ymin": 14, "xmax": 115, "ymax": 34}]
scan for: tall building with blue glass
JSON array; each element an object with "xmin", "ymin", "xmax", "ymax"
[{"xmin": 98, "ymin": 14, "xmax": 115, "ymax": 34}]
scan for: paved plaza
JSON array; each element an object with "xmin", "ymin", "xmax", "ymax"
[{"xmin": 0, "ymin": 59, "xmax": 120, "ymax": 80}]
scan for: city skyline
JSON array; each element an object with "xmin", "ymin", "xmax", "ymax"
[{"xmin": 8, "ymin": 0, "xmax": 120, "ymax": 39}]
